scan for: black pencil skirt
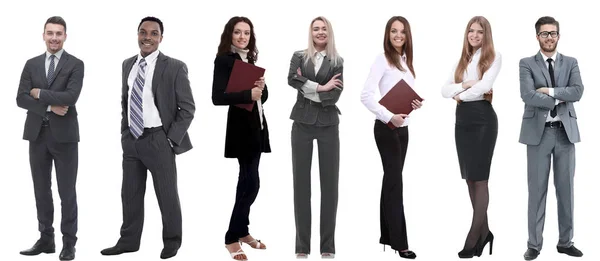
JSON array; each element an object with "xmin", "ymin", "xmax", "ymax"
[{"xmin": 455, "ymin": 100, "xmax": 498, "ymax": 181}]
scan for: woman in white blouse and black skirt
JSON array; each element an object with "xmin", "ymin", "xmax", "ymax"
[
  {"xmin": 441, "ymin": 16, "xmax": 502, "ymax": 258},
  {"xmin": 361, "ymin": 16, "xmax": 422, "ymax": 259}
]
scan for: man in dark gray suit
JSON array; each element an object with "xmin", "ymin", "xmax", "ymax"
[
  {"xmin": 100, "ymin": 16, "xmax": 195, "ymax": 260},
  {"xmin": 16, "ymin": 16, "xmax": 83, "ymax": 261},
  {"xmin": 519, "ymin": 16, "xmax": 584, "ymax": 260}
]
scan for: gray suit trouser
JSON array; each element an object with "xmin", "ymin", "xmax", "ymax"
[
  {"xmin": 291, "ymin": 121, "xmax": 339, "ymax": 254},
  {"xmin": 527, "ymin": 125, "xmax": 575, "ymax": 251}
]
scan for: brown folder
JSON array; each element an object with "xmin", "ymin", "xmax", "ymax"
[
  {"xmin": 378, "ymin": 79, "xmax": 424, "ymax": 129},
  {"xmin": 226, "ymin": 59, "xmax": 266, "ymax": 112}
]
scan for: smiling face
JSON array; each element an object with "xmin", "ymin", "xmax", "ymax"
[
  {"xmin": 389, "ymin": 20, "xmax": 405, "ymax": 52},
  {"xmin": 467, "ymin": 22, "xmax": 484, "ymax": 50},
  {"xmin": 138, "ymin": 21, "xmax": 162, "ymax": 57},
  {"xmin": 43, "ymin": 23, "xmax": 66, "ymax": 54},
  {"xmin": 537, "ymin": 24, "xmax": 559, "ymax": 53},
  {"xmin": 311, "ymin": 19, "xmax": 328, "ymax": 50},
  {"xmin": 232, "ymin": 22, "xmax": 250, "ymax": 49}
]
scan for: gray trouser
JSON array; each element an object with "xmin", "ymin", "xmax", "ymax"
[
  {"xmin": 527, "ymin": 126, "xmax": 575, "ymax": 251},
  {"xmin": 291, "ymin": 122, "xmax": 339, "ymax": 254}
]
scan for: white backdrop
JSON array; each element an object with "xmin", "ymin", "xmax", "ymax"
[{"xmin": 0, "ymin": 0, "xmax": 597, "ymax": 260}]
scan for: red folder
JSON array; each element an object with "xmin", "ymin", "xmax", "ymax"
[
  {"xmin": 226, "ymin": 59, "xmax": 266, "ymax": 112},
  {"xmin": 378, "ymin": 79, "xmax": 424, "ymax": 129}
]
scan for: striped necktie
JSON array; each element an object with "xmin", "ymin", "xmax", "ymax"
[
  {"xmin": 129, "ymin": 58, "xmax": 147, "ymax": 139},
  {"xmin": 47, "ymin": 54, "xmax": 56, "ymax": 86}
]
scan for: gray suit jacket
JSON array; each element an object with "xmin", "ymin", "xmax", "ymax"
[
  {"xmin": 121, "ymin": 52, "xmax": 195, "ymax": 155},
  {"xmin": 287, "ymin": 50, "xmax": 343, "ymax": 126},
  {"xmin": 16, "ymin": 51, "xmax": 84, "ymax": 143},
  {"xmin": 518, "ymin": 52, "xmax": 584, "ymax": 145}
]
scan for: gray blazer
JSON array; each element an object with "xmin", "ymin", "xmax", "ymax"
[
  {"xmin": 287, "ymin": 50, "xmax": 343, "ymax": 126},
  {"xmin": 121, "ymin": 52, "xmax": 195, "ymax": 155},
  {"xmin": 518, "ymin": 52, "xmax": 584, "ymax": 145},
  {"xmin": 16, "ymin": 51, "xmax": 84, "ymax": 143}
]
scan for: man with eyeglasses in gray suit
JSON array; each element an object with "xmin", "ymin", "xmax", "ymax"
[{"xmin": 518, "ymin": 16, "xmax": 584, "ymax": 260}]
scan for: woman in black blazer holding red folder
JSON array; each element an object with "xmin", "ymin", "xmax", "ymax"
[{"xmin": 212, "ymin": 16, "xmax": 270, "ymax": 261}]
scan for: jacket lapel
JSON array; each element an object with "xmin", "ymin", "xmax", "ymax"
[
  {"xmin": 535, "ymin": 52, "xmax": 552, "ymax": 88},
  {"xmin": 48, "ymin": 52, "xmax": 69, "ymax": 87},
  {"xmin": 554, "ymin": 53, "xmax": 564, "ymax": 86},
  {"xmin": 36, "ymin": 54, "xmax": 47, "ymax": 87},
  {"xmin": 315, "ymin": 56, "xmax": 331, "ymax": 83},
  {"xmin": 123, "ymin": 55, "xmax": 137, "ymax": 95},
  {"xmin": 152, "ymin": 52, "xmax": 167, "ymax": 96}
]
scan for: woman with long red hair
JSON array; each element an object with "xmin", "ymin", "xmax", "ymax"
[{"xmin": 441, "ymin": 16, "xmax": 502, "ymax": 258}]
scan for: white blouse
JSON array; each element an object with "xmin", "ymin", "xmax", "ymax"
[
  {"xmin": 441, "ymin": 49, "xmax": 502, "ymax": 102},
  {"xmin": 361, "ymin": 53, "xmax": 416, "ymax": 127}
]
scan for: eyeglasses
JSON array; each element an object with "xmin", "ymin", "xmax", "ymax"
[{"xmin": 538, "ymin": 31, "xmax": 559, "ymax": 38}]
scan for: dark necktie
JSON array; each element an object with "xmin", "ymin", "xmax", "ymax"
[
  {"xmin": 47, "ymin": 54, "xmax": 56, "ymax": 86},
  {"xmin": 547, "ymin": 58, "xmax": 557, "ymax": 118}
]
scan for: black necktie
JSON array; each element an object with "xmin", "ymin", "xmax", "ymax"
[{"xmin": 547, "ymin": 58, "xmax": 557, "ymax": 118}]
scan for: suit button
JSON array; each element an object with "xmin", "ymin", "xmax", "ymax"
[{"xmin": 544, "ymin": 114, "xmax": 547, "ymax": 117}]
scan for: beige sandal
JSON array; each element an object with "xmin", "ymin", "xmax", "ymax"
[
  {"xmin": 240, "ymin": 239, "xmax": 266, "ymax": 250},
  {"xmin": 226, "ymin": 243, "xmax": 248, "ymax": 260},
  {"xmin": 296, "ymin": 253, "xmax": 309, "ymax": 259}
]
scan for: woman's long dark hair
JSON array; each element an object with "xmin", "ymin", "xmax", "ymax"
[{"xmin": 216, "ymin": 16, "xmax": 258, "ymax": 63}]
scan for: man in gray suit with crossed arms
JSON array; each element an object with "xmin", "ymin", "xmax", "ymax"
[
  {"xmin": 17, "ymin": 16, "xmax": 83, "ymax": 261},
  {"xmin": 519, "ymin": 16, "xmax": 584, "ymax": 260}
]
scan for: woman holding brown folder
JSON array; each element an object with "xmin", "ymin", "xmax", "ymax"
[
  {"xmin": 211, "ymin": 16, "xmax": 271, "ymax": 261},
  {"xmin": 286, "ymin": 16, "xmax": 343, "ymax": 259},
  {"xmin": 360, "ymin": 16, "xmax": 421, "ymax": 259},
  {"xmin": 440, "ymin": 16, "xmax": 501, "ymax": 258}
]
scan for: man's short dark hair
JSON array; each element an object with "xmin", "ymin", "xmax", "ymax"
[
  {"xmin": 45, "ymin": 16, "xmax": 67, "ymax": 33},
  {"xmin": 535, "ymin": 16, "xmax": 559, "ymax": 34},
  {"xmin": 138, "ymin": 16, "xmax": 164, "ymax": 35}
]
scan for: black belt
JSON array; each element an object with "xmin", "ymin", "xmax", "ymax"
[
  {"xmin": 545, "ymin": 121, "xmax": 563, "ymax": 128},
  {"xmin": 143, "ymin": 126, "xmax": 162, "ymax": 133}
]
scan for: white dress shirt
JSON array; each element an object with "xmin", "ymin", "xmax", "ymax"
[
  {"xmin": 539, "ymin": 51, "xmax": 562, "ymax": 122},
  {"xmin": 127, "ymin": 49, "xmax": 163, "ymax": 128},
  {"xmin": 441, "ymin": 49, "xmax": 502, "ymax": 102},
  {"xmin": 361, "ymin": 53, "xmax": 415, "ymax": 127},
  {"xmin": 299, "ymin": 50, "xmax": 327, "ymax": 102},
  {"xmin": 232, "ymin": 45, "xmax": 264, "ymax": 130},
  {"xmin": 42, "ymin": 49, "xmax": 64, "ymax": 111}
]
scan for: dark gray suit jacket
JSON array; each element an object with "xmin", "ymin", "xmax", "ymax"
[
  {"xmin": 518, "ymin": 52, "xmax": 584, "ymax": 145},
  {"xmin": 17, "ymin": 51, "xmax": 84, "ymax": 143},
  {"xmin": 287, "ymin": 50, "xmax": 343, "ymax": 126},
  {"xmin": 121, "ymin": 52, "xmax": 195, "ymax": 155}
]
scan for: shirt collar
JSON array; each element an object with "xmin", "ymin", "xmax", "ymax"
[
  {"xmin": 46, "ymin": 49, "xmax": 64, "ymax": 60},
  {"xmin": 137, "ymin": 49, "xmax": 160, "ymax": 64},
  {"xmin": 540, "ymin": 50, "xmax": 558, "ymax": 62}
]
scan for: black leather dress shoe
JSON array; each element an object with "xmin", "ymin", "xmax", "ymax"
[
  {"xmin": 523, "ymin": 248, "xmax": 539, "ymax": 260},
  {"xmin": 100, "ymin": 245, "xmax": 138, "ymax": 255},
  {"xmin": 160, "ymin": 247, "xmax": 178, "ymax": 259},
  {"xmin": 557, "ymin": 245, "xmax": 583, "ymax": 257},
  {"xmin": 20, "ymin": 240, "xmax": 55, "ymax": 256},
  {"xmin": 59, "ymin": 246, "xmax": 75, "ymax": 260}
]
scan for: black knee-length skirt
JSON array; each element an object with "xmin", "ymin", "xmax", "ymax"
[{"xmin": 455, "ymin": 100, "xmax": 498, "ymax": 181}]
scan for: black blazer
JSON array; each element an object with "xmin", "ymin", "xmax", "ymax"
[
  {"xmin": 121, "ymin": 52, "xmax": 195, "ymax": 155},
  {"xmin": 17, "ymin": 51, "xmax": 84, "ymax": 143},
  {"xmin": 212, "ymin": 52, "xmax": 271, "ymax": 159},
  {"xmin": 287, "ymin": 50, "xmax": 343, "ymax": 126}
]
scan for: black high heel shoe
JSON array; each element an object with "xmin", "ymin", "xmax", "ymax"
[
  {"xmin": 458, "ymin": 235, "xmax": 483, "ymax": 259},
  {"xmin": 475, "ymin": 231, "xmax": 494, "ymax": 256}
]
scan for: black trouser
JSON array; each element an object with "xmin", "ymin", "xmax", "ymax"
[
  {"xmin": 118, "ymin": 127, "xmax": 182, "ymax": 250},
  {"xmin": 374, "ymin": 121, "xmax": 409, "ymax": 251},
  {"xmin": 29, "ymin": 124, "xmax": 78, "ymax": 246},
  {"xmin": 225, "ymin": 153, "xmax": 261, "ymax": 244}
]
